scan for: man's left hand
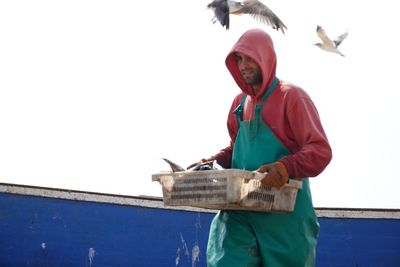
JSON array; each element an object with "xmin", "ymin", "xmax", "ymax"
[{"xmin": 255, "ymin": 161, "xmax": 289, "ymax": 188}]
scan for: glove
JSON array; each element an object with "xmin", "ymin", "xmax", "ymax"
[{"xmin": 255, "ymin": 161, "xmax": 289, "ymax": 188}]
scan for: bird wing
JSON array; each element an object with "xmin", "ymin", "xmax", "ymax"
[
  {"xmin": 333, "ymin": 31, "xmax": 349, "ymax": 47},
  {"xmin": 316, "ymin": 25, "xmax": 334, "ymax": 46},
  {"xmin": 208, "ymin": 0, "xmax": 230, "ymax": 29},
  {"xmin": 235, "ymin": 0, "xmax": 287, "ymax": 33}
]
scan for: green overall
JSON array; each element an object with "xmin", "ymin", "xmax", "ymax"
[{"xmin": 207, "ymin": 78, "xmax": 319, "ymax": 267}]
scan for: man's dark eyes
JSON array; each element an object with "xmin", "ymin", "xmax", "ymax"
[{"xmin": 235, "ymin": 55, "xmax": 242, "ymax": 62}]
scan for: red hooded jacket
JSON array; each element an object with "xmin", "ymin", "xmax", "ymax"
[{"xmin": 213, "ymin": 29, "xmax": 332, "ymax": 179}]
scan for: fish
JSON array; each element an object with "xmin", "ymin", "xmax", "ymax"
[
  {"xmin": 162, "ymin": 158, "xmax": 186, "ymax": 172},
  {"xmin": 314, "ymin": 25, "xmax": 349, "ymax": 57},
  {"xmin": 190, "ymin": 161, "xmax": 215, "ymax": 171},
  {"xmin": 162, "ymin": 158, "xmax": 219, "ymax": 172},
  {"xmin": 207, "ymin": 0, "xmax": 287, "ymax": 33}
]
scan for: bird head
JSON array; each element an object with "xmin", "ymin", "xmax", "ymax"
[{"xmin": 207, "ymin": 0, "xmax": 217, "ymax": 10}]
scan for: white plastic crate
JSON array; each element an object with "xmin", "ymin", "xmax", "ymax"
[{"xmin": 152, "ymin": 169, "xmax": 302, "ymax": 212}]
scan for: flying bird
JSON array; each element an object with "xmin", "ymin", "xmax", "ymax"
[
  {"xmin": 207, "ymin": 0, "xmax": 287, "ymax": 33},
  {"xmin": 314, "ymin": 25, "xmax": 349, "ymax": 57}
]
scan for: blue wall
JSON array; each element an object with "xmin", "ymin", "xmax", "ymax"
[
  {"xmin": 0, "ymin": 193, "xmax": 399, "ymax": 267},
  {"xmin": 317, "ymin": 217, "xmax": 400, "ymax": 267}
]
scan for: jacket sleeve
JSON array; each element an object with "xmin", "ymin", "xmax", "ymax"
[
  {"xmin": 213, "ymin": 141, "xmax": 233, "ymax": 169},
  {"xmin": 212, "ymin": 94, "xmax": 243, "ymax": 169},
  {"xmin": 279, "ymin": 97, "xmax": 332, "ymax": 178}
]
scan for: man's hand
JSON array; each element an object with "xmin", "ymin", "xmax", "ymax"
[{"xmin": 255, "ymin": 161, "xmax": 289, "ymax": 188}]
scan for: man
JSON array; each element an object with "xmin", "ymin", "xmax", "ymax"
[{"xmin": 191, "ymin": 29, "xmax": 332, "ymax": 266}]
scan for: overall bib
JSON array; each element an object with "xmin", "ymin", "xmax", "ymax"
[{"xmin": 207, "ymin": 78, "xmax": 319, "ymax": 267}]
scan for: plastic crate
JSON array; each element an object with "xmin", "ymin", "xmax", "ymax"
[{"xmin": 152, "ymin": 169, "xmax": 302, "ymax": 212}]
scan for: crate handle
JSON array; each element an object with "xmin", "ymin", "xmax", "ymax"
[{"xmin": 253, "ymin": 172, "xmax": 268, "ymax": 181}]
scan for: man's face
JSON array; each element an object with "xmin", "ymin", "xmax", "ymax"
[{"xmin": 235, "ymin": 52, "xmax": 262, "ymax": 86}]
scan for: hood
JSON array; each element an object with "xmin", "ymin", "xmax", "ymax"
[{"xmin": 225, "ymin": 29, "xmax": 277, "ymax": 99}]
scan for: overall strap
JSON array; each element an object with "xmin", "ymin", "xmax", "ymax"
[
  {"xmin": 233, "ymin": 77, "xmax": 279, "ymax": 122},
  {"xmin": 252, "ymin": 77, "xmax": 279, "ymax": 136},
  {"xmin": 233, "ymin": 94, "xmax": 247, "ymax": 121},
  {"xmin": 259, "ymin": 77, "xmax": 279, "ymax": 107}
]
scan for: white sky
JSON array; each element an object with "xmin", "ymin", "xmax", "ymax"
[{"xmin": 1, "ymin": 0, "xmax": 399, "ymax": 208}]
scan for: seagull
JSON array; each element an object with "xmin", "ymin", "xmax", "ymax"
[
  {"xmin": 314, "ymin": 25, "xmax": 349, "ymax": 57},
  {"xmin": 207, "ymin": 0, "xmax": 287, "ymax": 33}
]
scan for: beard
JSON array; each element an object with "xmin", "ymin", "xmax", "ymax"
[{"xmin": 242, "ymin": 69, "xmax": 262, "ymax": 86}]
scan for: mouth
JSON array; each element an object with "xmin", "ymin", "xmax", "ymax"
[
  {"xmin": 241, "ymin": 68, "xmax": 251, "ymax": 74},
  {"xmin": 241, "ymin": 70, "xmax": 253, "ymax": 79}
]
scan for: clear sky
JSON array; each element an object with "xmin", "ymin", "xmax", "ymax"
[{"xmin": 1, "ymin": 0, "xmax": 399, "ymax": 208}]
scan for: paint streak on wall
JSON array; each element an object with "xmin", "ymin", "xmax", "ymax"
[
  {"xmin": 87, "ymin": 247, "xmax": 95, "ymax": 267},
  {"xmin": 180, "ymin": 232, "xmax": 190, "ymax": 258},
  {"xmin": 192, "ymin": 245, "xmax": 200, "ymax": 267},
  {"xmin": 176, "ymin": 232, "xmax": 190, "ymax": 266},
  {"xmin": 192, "ymin": 213, "xmax": 202, "ymax": 267},
  {"xmin": 175, "ymin": 247, "xmax": 181, "ymax": 266},
  {"xmin": 175, "ymin": 213, "xmax": 205, "ymax": 266}
]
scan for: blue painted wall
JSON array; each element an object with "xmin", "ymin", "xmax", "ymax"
[
  {"xmin": 0, "ymin": 193, "xmax": 399, "ymax": 267},
  {"xmin": 317, "ymin": 217, "xmax": 400, "ymax": 267}
]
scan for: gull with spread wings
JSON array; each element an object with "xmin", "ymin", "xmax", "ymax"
[
  {"xmin": 314, "ymin": 25, "xmax": 349, "ymax": 57},
  {"xmin": 207, "ymin": 0, "xmax": 287, "ymax": 33}
]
